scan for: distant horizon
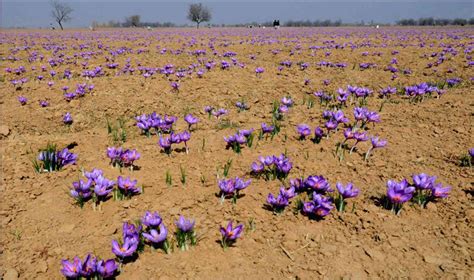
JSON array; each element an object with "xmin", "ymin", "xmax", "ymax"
[{"xmin": 2, "ymin": 1, "xmax": 473, "ymax": 29}]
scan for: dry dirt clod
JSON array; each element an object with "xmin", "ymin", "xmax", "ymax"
[{"xmin": 3, "ymin": 268, "xmax": 19, "ymax": 280}]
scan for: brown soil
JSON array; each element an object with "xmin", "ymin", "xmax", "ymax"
[{"xmin": 0, "ymin": 27, "xmax": 473, "ymax": 279}]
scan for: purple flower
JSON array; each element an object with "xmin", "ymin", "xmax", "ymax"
[
  {"xmin": 371, "ymin": 137, "xmax": 387, "ymax": 148},
  {"xmin": 325, "ymin": 120, "xmax": 338, "ymax": 132},
  {"xmin": 261, "ymin": 123, "xmax": 275, "ymax": 134},
  {"xmin": 142, "ymin": 211, "xmax": 163, "ymax": 228},
  {"xmin": 56, "ymin": 148, "xmax": 78, "ymax": 166},
  {"xmin": 469, "ymin": 148, "xmax": 474, "ymax": 158},
  {"xmin": 281, "ymin": 96, "xmax": 293, "ymax": 107},
  {"xmin": 81, "ymin": 254, "xmax": 97, "ymax": 277},
  {"xmin": 303, "ymin": 193, "xmax": 333, "ymax": 218},
  {"xmin": 296, "ymin": 124, "xmax": 312, "ymax": 139},
  {"xmin": 366, "ymin": 111, "xmax": 381, "ymax": 123},
  {"xmin": 353, "ymin": 107, "xmax": 368, "ymax": 121},
  {"xmin": 175, "ymin": 215, "xmax": 195, "ymax": 232},
  {"xmin": 39, "ymin": 100, "xmax": 49, "ymax": 107},
  {"xmin": 111, "ymin": 239, "xmax": 138, "ymax": 258},
  {"xmin": 94, "ymin": 176, "xmax": 115, "ymax": 198},
  {"xmin": 184, "ymin": 114, "xmax": 199, "ymax": 128},
  {"xmin": 142, "ymin": 224, "xmax": 168, "ymax": 244},
  {"xmin": 63, "ymin": 112, "xmax": 73, "ymax": 125},
  {"xmin": 18, "ymin": 96, "xmax": 28, "ymax": 105},
  {"xmin": 60, "ymin": 256, "xmax": 82, "ymax": 278},
  {"xmin": 386, "ymin": 179, "xmax": 415, "ymax": 204},
  {"xmin": 336, "ymin": 182, "xmax": 360, "ymax": 199},
  {"xmin": 84, "ymin": 168, "xmax": 103, "ymax": 181},
  {"xmin": 117, "ymin": 176, "xmax": 141, "ymax": 195},
  {"xmin": 255, "ymin": 67, "xmax": 264, "ymax": 74},
  {"xmin": 219, "ymin": 221, "xmax": 244, "ymax": 244},
  {"xmin": 251, "ymin": 162, "xmax": 264, "ymax": 173},
  {"xmin": 412, "ymin": 173, "xmax": 436, "ymax": 190},
  {"xmin": 431, "ymin": 183, "xmax": 451, "ymax": 198},
  {"xmin": 305, "ymin": 175, "xmax": 331, "ymax": 193},
  {"xmin": 96, "ymin": 259, "xmax": 118, "ymax": 278}
]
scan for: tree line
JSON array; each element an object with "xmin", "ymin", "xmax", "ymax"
[{"xmin": 397, "ymin": 18, "xmax": 474, "ymax": 26}]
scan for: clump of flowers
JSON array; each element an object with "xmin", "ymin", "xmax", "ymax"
[
  {"xmin": 220, "ymin": 221, "xmax": 244, "ymax": 249},
  {"xmin": 106, "ymin": 147, "xmax": 140, "ymax": 169},
  {"xmin": 385, "ymin": 179, "xmax": 415, "ymax": 214},
  {"xmin": 224, "ymin": 129, "xmax": 254, "ymax": 153},
  {"xmin": 404, "ymin": 82, "xmax": 441, "ymax": 102},
  {"xmin": 141, "ymin": 211, "xmax": 170, "ymax": 253},
  {"xmin": 352, "ymin": 107, "xmax": 380, "ymax": 129},
  {"xmin": 302, "ymin": 193, "xmax": 334, "ymax": 219},
  {"xmin": 174, "ymin": 216, "xmax": 197, "ymax": 251},
  {"xmin": 267, "ymin": 186, "xmax": 296, "ymax": 213},
  {"xmin": 218, "ymin": 177, "xmax": 251, "ymax": 203},
  {"xmin": 335, "ymin": 182, "xmax": 359, "ymax": 212},
  {"xmin": 235, "ymin": 101, "xmax": 250, "ymax": 111},
  {"xmin": 112, "ymin": 222, "xmax": 141, "ymax": 261},
  {"xmin": 259, "ymin": 122, "xmax": 279, "ymax": 140},
  {"xmin": 184, "ymin": 114, "xmax": 199, "ymax": 130},
  {"xmin": 158, "ymin": 131, "xmax": 191, "ymax": 154},
  {"xmin": 61, "ymin": 254, "xmax": 118, "ymax": 279},
  {"xmin": 250, "ymin": 154, "xmax": 293, "ymax": 180},
  {"xmin": 135, "ymin": 113, "xmax": 177, "ymax": 137},
  {"xmin": 33, "ymin": 144, "xmax": 77, "ymax": 173}
]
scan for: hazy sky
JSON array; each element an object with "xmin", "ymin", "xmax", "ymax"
[{"xmin": 2, "ymin": 0, "xmax": 473, "ymax": 28}]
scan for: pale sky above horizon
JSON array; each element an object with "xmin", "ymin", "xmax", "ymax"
[{"xmin": 1, "ymin": 0, "xmax": 473, "ymax": 28}]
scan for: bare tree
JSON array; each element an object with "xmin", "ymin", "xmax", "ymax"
[
  {"xmin": 124, "ymin": 15, "xmax": 141, "ymax": 27},
  {"xmin": 50, "ymin": 0, "xmax": 73, "ymax": 30},
  {"xmin": 187, "ymin": 3, "xmax": 211, "ymax": 28}
]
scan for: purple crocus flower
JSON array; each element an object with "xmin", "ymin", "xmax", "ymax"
[
  {"xmin": 296, "ymin": 124, "xmax": 312, "ymax": 139},
  {"xmin": 71, "ymin": 179, "xmax": 93, "ymax": 200},
  {"xmin": 336, "ymin": 182, "xmax": 360, "ymax": 199},
  {"xmin": 111, "ymin": 239, "xmax": 138, "ymax": 258},
  {"xmin": 18, "ymin": 96, "xmax": 28, "ymax": 105},
  {"xmin": 261, "ymin": 123, "xmax": 274, "ymax": 134},
  {"xmin": 431, "ymin": 183, "xmax": 451, "ymax": 198},
  {"xmin": 142, "ymin": 211, "xmax": 162, "ymax": 228},
  {"xmin": 305, "ymin": 175, "xmax": 331, "ymax": 193},
  {"xmin": 281, "ymin": 96, "xmax": 293, "ymax": 107},
  {"xmin": 386, "ymin": 179, "xmax": 415, "ymax": 205},
  {"xmin": 175, "ymin": 215, "xmax": 195, "ymax": 232},
  {"xmin": 184, "ymin": 114, "xmax": 199, "ymax": 129},
  {"xmin": 60, "ymin": 256, "xmax": 82, "ymax": 278},
  {"xmin": 94, "ymin": 176, "xmax": 115, "ymax": 198},
  {"xmin": 117, "ymin": 176, "xmax": 141, "ymax": 195},
  {"xmin": 63, "ymin": 112, "xmax": 73, "ymax": 125},
  {"xmin": 142, "ymin": 224, "xmax": 168, "ymax": 244},
  {"xmin": 371, "ymin": 137, "xmax": 387, "ymax": 148},
  {"xmin": 412, "ymin": 173, "xmax": 436, "ymax": 190},
  {"xmin": 56, "ymin": 148, "xmax": 77, "ymax": 166},
  {"xmin": 302, "ymin": 193, "xmax": 333, "ymax": 218},
  {"xmin": 255, "ymin": 67, "xmax": 264, "ymax": 75},
  {"xmin": 220, "ymin": 221, "xmax": 244, "ymax": 243},
  {"xmin": 84, "ymin": 168, "xmax": 103, "ymax": 181},
  {"xmin": 251, "ymin": 162, "xmax": 264, "ymax": 173},
  {"xmin": 353, "ymin": 107, "xmax": 368, "ymax": 122},
  {"xmin": 96, "ymin": 259, "xmax": 118, "ymax": 279},
  {"xmin": 39, "ymin": 100, "xmax": 49, "ymax": 107},
  {"xmin": 325, "ymin": 120, "xmax": 338, "ymax": 133},
  {"xmin": 366, "ymin": 111, "xmax": 381, "ymax": 123},
  {"xmin": 81, "ymin": 254, "xmax": 97, "ymax": 277}
]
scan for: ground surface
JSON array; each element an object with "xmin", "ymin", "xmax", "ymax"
[{"xmin": 0, "ymin": 27, "xmax": 473, "ymax": 279}]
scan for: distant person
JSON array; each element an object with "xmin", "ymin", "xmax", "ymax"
[{"xmin": 273, "ymin": 19, "xmax": 280, "ymax": 29}]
